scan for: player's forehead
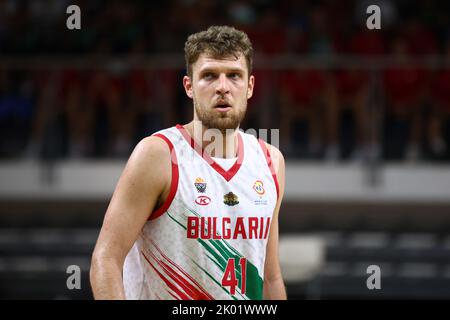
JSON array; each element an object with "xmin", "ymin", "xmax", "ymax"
[{"xmin": 193, "ymin": 53, "xmax": 247, "ymax": 74}]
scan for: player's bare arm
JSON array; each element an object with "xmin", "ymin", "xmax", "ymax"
[
  {"xmin": 263, "ymin": 143, "xmax": 287, "ymax": 299},
  {"xmin": 90, "ymin": 136, "xmax": 171, "ymax": 299}
]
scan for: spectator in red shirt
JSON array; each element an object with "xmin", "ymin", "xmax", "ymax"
[
  {"xmin": 278, "ymin": 5, "xmax": 338, "ymax": 158},
  {"xmin": 329, "ymin": 68, "xmax": 371, "ymax": 161},
  {"xmin": 246, "ymin": 10, "xmax": 287, "ymax": 56},
  {"xmin": 60, "ymin": 68, "xmax": 92, "ymax": 158},
  {"xmin": 87, "ymin": 65, "xmax": 135, "ymax": 157},
  {"xmin": 25, "ymin": 69, "xmax": 64, "ymax": 158},
  {"xmin": 325, "ymin": 28, "xmax": 384, "ymax": 161},
  {"xmin": 279, "ymin": 68, "xmax": 332, "ymax": 157},
  {"xmin": 383, "ymin": 37, "xmax": 428, "ymax": 160},
  {"xmin": 349, "ymin": 29, "xmax": 385, "ymax": 56},
  {"xmin": 404, "ymin": 18, "xmax": 438, "ymax": 55},
  {"xmin": 83, "ymin": 41, "xmax": 136, "ymax": 157},
  {"xmin": 242, "ymin": 69, "xmax": 275, "ymax": 131}
]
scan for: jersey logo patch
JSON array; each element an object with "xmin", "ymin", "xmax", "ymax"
[
  {"xmin": 223, "ymin": 192, "xmax": 239, "ymax": 206},
  {"xmin": 194, "ymin": 177, "xmax": 207, "ymax": 193},
  {"xmin": 195, "ymin": 195, "xmax": 211, "ymax": 206}
]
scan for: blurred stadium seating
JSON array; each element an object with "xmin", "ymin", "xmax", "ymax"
[{"xmin": 1, "ymin": 162, "xmax": 450, "ymax": 299}]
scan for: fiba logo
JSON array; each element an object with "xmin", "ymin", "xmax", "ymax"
[{"xmin": 253, "ymin": 180, "xmax": 265, "ymax": 196}]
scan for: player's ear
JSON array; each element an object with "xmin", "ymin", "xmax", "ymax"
[
  {"xmin": 183, "ymin": 75, "xmax": 194, "ymax": 99},
  {"xmin": 247, "ymin": 74, "xmax": 255, "ymax": 99}
]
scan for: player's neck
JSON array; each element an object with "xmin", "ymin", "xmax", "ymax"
[{"xmin": 183, "ymin": 121, "xmax": 239, "ymax": 159}]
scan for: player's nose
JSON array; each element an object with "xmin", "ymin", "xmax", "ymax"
[{"xmin": 215, "ymin": 74, "xmax": 230, "ymax": 95}]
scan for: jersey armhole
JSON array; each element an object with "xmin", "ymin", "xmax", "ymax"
[
  {"xmin": 258, "ymin": 139, "xmax": 280, "ymax": 201},
  {"xmin": 148, "ymin": 133, "xmax": 179, "ymax": 221}
]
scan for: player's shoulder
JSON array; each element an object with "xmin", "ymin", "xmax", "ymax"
[
  {"xmin": 136, "ymin": 135, "xmax": 169, "ymax": 153},
  {"xmin": 267, "ymin": 143, "xmax": 284, "ymax": 162},
  {"xmin": 122, "ymin": 135, "xmax": 173, "ymax": 192},
  {"xmin": 135, "ymin": 135, "xmax": 171, "ymax": 157},
  {"xmin": 261, "ymin": 141, "xmax": 285, "ymax": 174},
  {"xmin": 258, "ymin": 140, "xmax": 284, "ymax": 162},
  {"xmin": 240, "ymin": 130, "xmax": 285, "ymax": 173},
  {"xmin": 134, "ymin": 126, "xmax": 178, "ymax": 155},
  {"xmin": 128, "ymin": 135, "xmax": 173, "ymax": 173}
]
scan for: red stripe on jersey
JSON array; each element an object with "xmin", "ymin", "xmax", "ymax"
[
  {"xmin": 141, "ymin": 251, "xmax": 189, "ymax": 300},
  {"xmin": 258, "ymin": 139, "xmax": 280, "ymax": 200},
  {"xmin": 150, "ymin": 239, "xmax": 214, "ymax": 300},
  {"xmin": 149, "ymin": 133, "xmax": 179, "ymax": 220}
]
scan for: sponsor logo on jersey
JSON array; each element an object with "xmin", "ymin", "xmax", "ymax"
[
  {"xmin": 195, "ymin": 195, "xmax": 211, "ymax": 206},
  {"xmin": 187, "ymin": 216, "xmax": 272, "ymax": 240},
  {"xmin": 194, "ymin": 177, "xmax": 207, "ymax": 193},
  {"xmin": 223, "ymin": 192, "xmax": 239, "ymax": 206},
  {"xmin": 253, "ymin": 180, "xmax": 265, "ymax": 196}
]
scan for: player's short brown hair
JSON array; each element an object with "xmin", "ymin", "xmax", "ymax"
[{"xmin": 184, "ymin": 25, "xmax": 253, "ymax": 78}]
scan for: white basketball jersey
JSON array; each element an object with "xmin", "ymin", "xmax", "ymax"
[{"xmin": 123, "ymin": 124, "xmax": 279, "ymax": 300}]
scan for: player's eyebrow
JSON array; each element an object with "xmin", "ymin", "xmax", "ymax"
[
  {"xmin": 199, "ymin": 66, "xmax": 245, "ymax": 74},
  {"xmin": 226, "ymin": 68, "xmax": 245, "ymax": 74}
]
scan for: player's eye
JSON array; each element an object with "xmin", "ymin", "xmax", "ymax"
[
  {"xmin": 228, "ymin": 73, "xmax": 241, "ymax": 79},
  {"xmin": 202, "ymin": 72, "xmax": 215, "ymax": 80}
]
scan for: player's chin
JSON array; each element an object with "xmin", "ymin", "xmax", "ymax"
[{"xmin": 214, "ymin": 117, "xmax": 242, "ymax": 131}]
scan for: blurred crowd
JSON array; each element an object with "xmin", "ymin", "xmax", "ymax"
[{"xmin": 0, "ymin": 0, "xmax": 450, "ymax": 161}]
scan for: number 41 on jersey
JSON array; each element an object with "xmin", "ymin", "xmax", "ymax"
[{"xmin": 221, "ymin": 257, "xmax": 247, "ymax": 295}]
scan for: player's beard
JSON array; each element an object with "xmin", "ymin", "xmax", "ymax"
[{"xmin": 194, "ymin": 99, "xmax": 247, "ymax": 132}]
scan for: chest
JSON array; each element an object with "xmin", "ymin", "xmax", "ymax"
[{"xmin": 175, "ymin": 157, "xmax": 276, "ymax": 220}]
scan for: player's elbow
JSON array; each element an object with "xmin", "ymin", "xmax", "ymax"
[
  {"xmin": 263, "ymin": 275, "xmax": 287, "ymax": 300},
  {"xmin": 90, "ymin": 248, "xmax": 124, "ymax": 296},
  {"xmin": 90, "ymin": 244, "xmax": 123, "ymax": 280},
  {"xmin": 91, "ymin": 245, "xmax": 123, "ymax": 273}
]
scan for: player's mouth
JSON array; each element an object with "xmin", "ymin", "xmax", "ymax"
[{"xmin": 214, "ymin": 101, "xmax": 232, "ymax": 112}]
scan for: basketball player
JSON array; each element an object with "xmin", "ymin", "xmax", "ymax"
[{"xmin": 90, "ymin": 26, "xmax": 286, "ymax": 300}]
